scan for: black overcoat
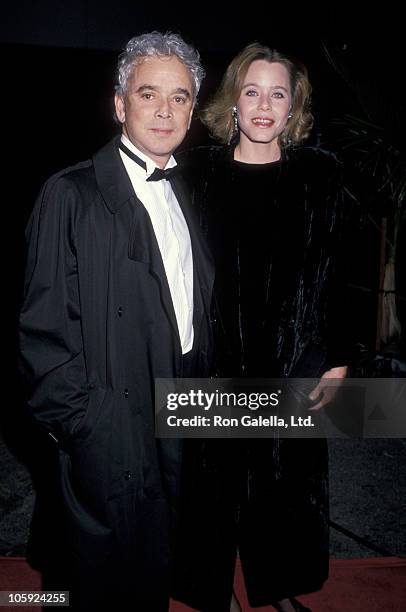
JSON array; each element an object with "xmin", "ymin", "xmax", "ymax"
[
  {"xmin": 19, "ymin": 136, "xmax": 214, "ymax": 608},
  {"xmin": 173, "ymin": 145, "xmax": 358, "ymax": 610}
]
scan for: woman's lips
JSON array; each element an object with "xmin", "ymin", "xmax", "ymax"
[{"xmin": 251, "ymin": 117, "xmax": 275, "ymax": 127}]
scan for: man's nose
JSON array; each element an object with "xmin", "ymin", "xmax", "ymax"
[{"xmin": 156, "ymin": 99, "xmax": 172, "ymax": 118}]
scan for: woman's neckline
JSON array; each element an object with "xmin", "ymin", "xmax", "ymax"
[
  {"xmin": 232, "ymin": 157, "xmax": 282, "ymax": 168},
  {"xmin": 230, "ymin": 142, "xmax": 285, "ymax": 167}
]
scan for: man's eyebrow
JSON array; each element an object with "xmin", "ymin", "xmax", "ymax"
[
  {"xmin": 135, "ymin": 85, "xmax": 191, "ymax": 97},
  {"xmin": 174, "ymin": 88, "xmax": 191, "ymax": 98},
  {"xmin": 135, "ymin": 84, "xmax": 158, "ymax": 93}
]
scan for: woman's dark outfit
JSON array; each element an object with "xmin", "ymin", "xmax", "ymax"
[{"xmin": 172, "ymin": 145, "xmax": 354, "ymax": 611}]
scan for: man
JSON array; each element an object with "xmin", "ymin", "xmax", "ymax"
[{"xmin": 19, "ymin": 31, "xmax": 213, "ymax": 611}]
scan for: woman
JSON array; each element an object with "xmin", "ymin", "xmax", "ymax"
[{"xmin": 173, "ymin": 43, "xmax": 352, "ymax": 612}]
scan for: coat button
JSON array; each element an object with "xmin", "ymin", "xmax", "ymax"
[
  {"xmin": 124, "ymin": 388, "xmax": 129, "ymax": 398},
  {"xmin": 118, "ymin": 306, "xmax": 123, "ymax": 317},
  {"xmin": 124, "ymin": 471, "xmax": 132, "ymax": 480}
]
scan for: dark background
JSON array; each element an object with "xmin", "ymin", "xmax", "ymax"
[{"xmin": 1, "ymin": 2, "xmax": 405, "ymax": 565}]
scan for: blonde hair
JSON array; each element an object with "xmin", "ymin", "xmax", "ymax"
[{"xmin": 201, "ymin": 43, "xmax": 313, "ymax": 148}]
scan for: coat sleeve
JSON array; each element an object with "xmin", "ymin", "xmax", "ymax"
[{"xmin": 19, "ymin": 174, "xmax": 90, "ymax": 444}]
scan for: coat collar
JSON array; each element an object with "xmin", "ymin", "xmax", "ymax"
[{"xmin": 92, "ymin": 134, "xmax": 136, "ymax": 214}]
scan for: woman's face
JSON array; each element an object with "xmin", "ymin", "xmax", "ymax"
[{"xmin": 236, "ymin": 60, "xmax": 292, "ymax": 149}]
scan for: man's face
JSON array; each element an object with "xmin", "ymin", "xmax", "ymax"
[{"xmin": 115, "ymin": 55, "xmax": 194, "ymax": 168}]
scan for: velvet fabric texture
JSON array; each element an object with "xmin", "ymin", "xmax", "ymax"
[
  {"xmin": 173, "ymin": 145, "xmax": 356, "ymax": 610},
  {"xmin": 184, "ymin": 145, "xmax": 354, "ymax": 378}
]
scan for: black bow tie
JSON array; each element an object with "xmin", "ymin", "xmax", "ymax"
[
  {"xmin": 146, "ymin": 166, "xmax": 178, "ymax": 182},
  {"xmin": 119, "ymin": 141, "xmax": 178, "ymax": 182}
]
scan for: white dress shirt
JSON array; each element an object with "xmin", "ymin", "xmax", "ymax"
[{"xmin": 119, "ymin": 135, "xmax": 194, "ymax": 354}]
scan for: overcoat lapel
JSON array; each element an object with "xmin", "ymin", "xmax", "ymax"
[
  {"xmin": 128, "ymin": 197, "xmax": 182, "ymax": 345},
  {"xmin": 171, "ymin": 174, "xmax": 215, "ymax": 330},
  {"xmin": 94, "ymin": 136, "xmax": 215, "ymax": 348},
  {"xmin": 93, "ymin": 136, "xmax": 181, "ymax": 345}
]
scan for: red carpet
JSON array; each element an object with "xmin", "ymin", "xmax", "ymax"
[{"xmin": 0, "ymin": 556, "xmax": 405, "ymax": 611}]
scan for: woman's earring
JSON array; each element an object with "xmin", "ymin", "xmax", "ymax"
[
  {"xmin": 232, "ymin": 106, "xmax": 238, "ymax": 132},
  {"xmin": 228, "ymin": 106, "xmax": 239, "ymax": 144},
  {"xmin": 288, "ymin": 112, "xmax": 293, "ymax": 119}
]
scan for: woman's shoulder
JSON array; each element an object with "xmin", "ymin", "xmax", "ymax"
[
  {"xmin": 285, "ymin": 146, "xmax": 345, "ymax": 193},
  {"xmin": 287, "ymin": 145, "xmax": 342, "ymax": 171},
  {"xmin": 176, "ymin": 145, "xmax": 230, "ymax": 170}
]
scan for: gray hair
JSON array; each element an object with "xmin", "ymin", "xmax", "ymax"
[{"xmin": 115, "ymin": 31, "xmax": 205, "ymax": 102}]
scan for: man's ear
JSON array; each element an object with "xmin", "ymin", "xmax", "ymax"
[{"xmin": 114, "ymin": 94, "xmax": 126, "ymax": 123}]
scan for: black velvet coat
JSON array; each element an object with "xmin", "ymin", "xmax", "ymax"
[
  {"xmin": 19, "ymin": 136, "xmax": 214, "ymax": 609},
  {"xmin": 173, "ymin": 145, "xmax": 354, "ymax": 610},
  {"xmin": 186, "ymin": 144, "xmax": 352, "ymax": 377}
]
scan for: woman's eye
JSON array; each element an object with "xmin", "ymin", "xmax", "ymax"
[
  {"xmin": 273, "ymin": 92, "xmax": 285, "ymax": 99},
  {"xmin": 246, "ymin": 90, "xmax": 258, "ymax": 96}
]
